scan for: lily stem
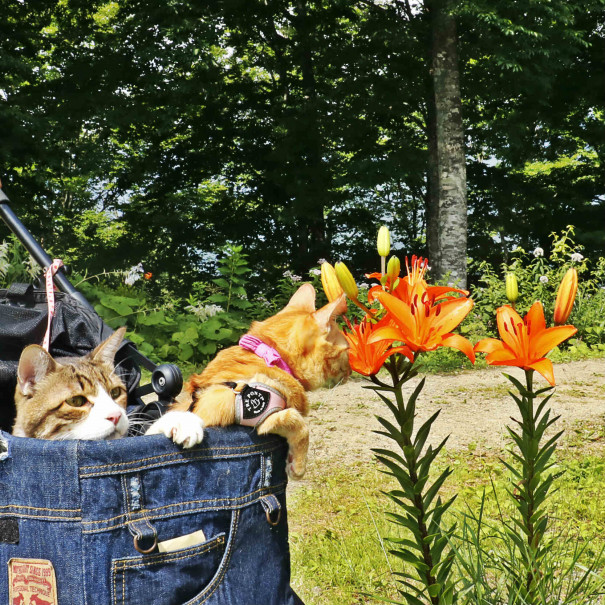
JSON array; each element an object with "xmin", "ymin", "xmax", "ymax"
[
  {"xmin": 523, "ymin": 369, "xmax": 537, "ymax": 598},
  {"xmin": 389, "ymin": 358, "xmax": 440, "ymax": 605}
]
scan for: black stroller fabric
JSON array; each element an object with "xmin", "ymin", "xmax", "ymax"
[{"xmin": 0, "ymin": 283, "xmax": 140, "ymax": 432}]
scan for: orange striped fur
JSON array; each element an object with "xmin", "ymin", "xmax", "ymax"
[{"xmin": 172, "ymin": 284, "xmax": 350, "ymax": 478}]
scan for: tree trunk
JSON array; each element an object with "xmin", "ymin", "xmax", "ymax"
[
  {"xmin": 426, "ymin": 0, "xmax": 467, "ymax": 287},
  {"xmin": 292, "ymin": 0, "xmax": 328, "ymax": 273}
]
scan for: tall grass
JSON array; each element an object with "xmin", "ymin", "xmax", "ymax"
[{"xmin": 290, "ymin": 429, "xmax": 605, "ymax": 605}]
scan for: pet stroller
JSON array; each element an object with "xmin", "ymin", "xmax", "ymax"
[{"xmin": 0, "ymin": 187, "xmax": 303, "ymax": 605}]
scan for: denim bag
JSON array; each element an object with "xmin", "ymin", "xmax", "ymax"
[{"xmin": 0, "ymin": 427, "xmax": 304, "ymax": 605}]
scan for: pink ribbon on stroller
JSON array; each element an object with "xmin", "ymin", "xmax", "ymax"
[{"xmin": 43, "ymin": 259, "xmax": 64, "ymax": 351}]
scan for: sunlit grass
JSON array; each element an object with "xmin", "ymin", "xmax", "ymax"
[{"xmin": 290, "ymin": 423, "xmax": 605, "ymax": 605}]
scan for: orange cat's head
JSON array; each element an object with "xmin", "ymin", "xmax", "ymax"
[{"xmin": 248, "ymin": 284, "xmax": 350, "ymax": 390}]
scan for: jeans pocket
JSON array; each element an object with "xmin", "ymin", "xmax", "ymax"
[{"xmin": 111, "ymin": 510, "xmax": 239, "ymax": 605}]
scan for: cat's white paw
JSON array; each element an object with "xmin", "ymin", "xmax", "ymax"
[{"xmin": 146, "ymin": 411, "xmax": 204, "ymax": 448}]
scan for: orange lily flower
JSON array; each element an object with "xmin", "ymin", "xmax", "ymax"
[
  {"xmin": 474, "ymin": 301, "xmax": 576, "ymax": 386},
  {"xmin": 344, "ymin": 317, "xmax": 413, "ymax": 376},
  {"xmin": 368, "ymin": 291, "xmax": 475, "ymax": 362},
  {"xmin": 554, "ymin": 267, "xmax": 578, "ymax": 325},
  {"xmin": 366, "ymin": 256, "xmax": 468, "ymax": 305}
]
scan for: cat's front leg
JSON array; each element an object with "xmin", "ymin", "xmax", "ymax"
[
  {"xmin": 145, "ymin": 411, "xmax": 204, "ymax": 448},
  {"xmin": 256, "ymin": 408, "xmax": 309, "ymax": 480}
]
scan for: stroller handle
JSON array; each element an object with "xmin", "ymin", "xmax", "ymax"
[
  {"xmin": 0, "ymin": 188, "xmax": 94, "ymax": 313},
  {"xmin": 0, "ymin": 185, "xmax": 183, "ymax": 407}
]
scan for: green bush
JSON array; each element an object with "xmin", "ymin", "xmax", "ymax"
[
  {"xmin": 470, "ymin": 226, "xmax": 605, "ymax": 352},
  {"xmin": 74, "ymin": 245, "xmax": 258, "ymax": 372}
]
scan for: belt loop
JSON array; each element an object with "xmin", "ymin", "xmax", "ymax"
[
  {"xmin": 123, "ymin": 473, "xmax": 157, "ymax": 553},
  {"xmin": 129, "ymin": 518, "xmax": 158, "ymax": 554},
  {"xmin": 260, "ymin": 494, "xmax": 282, "ymax": 527}
]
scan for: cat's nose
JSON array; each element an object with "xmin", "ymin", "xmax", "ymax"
[{"xmin": 106, "ymin": 411, "xmax": 123, "ymax": 426}]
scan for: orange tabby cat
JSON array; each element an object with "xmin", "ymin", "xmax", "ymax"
[
  {"xmin": 148, "ymin": 284, "xmax": 350, "ymax": 478},
  {"xmin": 13, "ymin": 328, "xmax": 129, "ymax": 440}
]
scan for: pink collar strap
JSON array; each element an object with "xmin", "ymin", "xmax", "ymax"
[
  {"xmin": 43, "ymin": 258, "xmax": 64, "ymax": 351},
  {"xmin": 239, "ymin": 335, "xmax": 293, "ymax": 376}
]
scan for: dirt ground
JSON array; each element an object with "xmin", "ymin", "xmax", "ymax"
[{"xmin": 300, "ymin": 358, "xmax": 605, "ymax": 485}]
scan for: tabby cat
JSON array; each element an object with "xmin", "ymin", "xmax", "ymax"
[
  {"xmin": 148, "ymin": 284, "xmax": 350, "ymax": 478},
  {"xmin": 12, "ymin": 327, "xmax": 129, "ymax": 440}
]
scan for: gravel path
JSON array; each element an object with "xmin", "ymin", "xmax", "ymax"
[{"xmin": 300, "ymin": 358, "xmax": 605, "ymax": 484}]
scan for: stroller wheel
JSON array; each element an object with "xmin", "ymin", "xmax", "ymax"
[{"xmin": 151, "ymin": 364, "xmax": 183, "ymax": 399}]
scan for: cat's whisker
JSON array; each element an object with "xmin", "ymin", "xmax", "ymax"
[{"xmin": 109, "ymin": 357, "xmax": 130, "ymax": 378}]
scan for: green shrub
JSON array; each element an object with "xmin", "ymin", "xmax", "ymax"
[{"xmin": 470, "ymin": 226, "xmax": 605, "ymax": 351}]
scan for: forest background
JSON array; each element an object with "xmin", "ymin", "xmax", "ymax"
[{"xmin": 0, "ymin": 0, "xmax": 603, "ymax": 368}]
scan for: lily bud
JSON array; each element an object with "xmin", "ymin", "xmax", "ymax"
[
  {"xmin": 505, "ymin": 273, "xmax": 518, "ymax": 305},
  {"xmin": 554, "ymin": 267, "xmax": 578, "ymax": 325},
  {"xmin": 386, "ymin": 255, "xmax": 400, "ymax": 282},
  {"xmin": 377, "ymin": 226, "xmax": 390, "ymax": 258},
  {"xmin": 320, "ymin": 262, "xmax": 344, "ymax": 303},
  {"xmin": 334, "ymin": 262, "xmax": 359, "ymax": 301}
]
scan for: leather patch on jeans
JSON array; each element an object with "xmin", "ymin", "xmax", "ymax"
[
  {"xmin": 9, "ymin": 558, "xmax": 59, "ymax": 605},
  {"xmin": 0, "ymin": 517, "xmax": 19, "ymax": 544}
]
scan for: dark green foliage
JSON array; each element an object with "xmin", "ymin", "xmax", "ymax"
[
  {"xmin": 76, "ymin": 245, "xmax": 256, "ymax": 371},
  {"xmin": 1, "ymin": 0, "xmax": 601, "ymax": 296}
]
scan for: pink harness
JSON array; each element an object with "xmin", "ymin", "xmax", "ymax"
[{"xmin": 232, "ymin": 336, "xmax": 292, "ymax": 427}]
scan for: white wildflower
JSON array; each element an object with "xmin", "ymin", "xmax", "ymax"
[
  {"xmin": 282, "ymin": 270, "xmax": 293, "ymax": 279},
  {"xmin": 124, "ymin": 263, "xmax": 144, "ymax": 286},
  {"xmin": 533, "ymin": 247, "xmax": 544, "ymax": 258},
  {"xmin": 309, "ymin": 268, "xmax": 321, "ymax": 276},
  {"xmin": 185, "ymin": 303, "xmax": 223, "ymax": 321},
  {"xmin": 539, "ymin": 275, "xmax": 549, "ymax": 284},
  {"xmin": 570, "ymin": 252, "xmax": 584, "ymax": 263},
  {"xmin": 291, "ymin": 274, "xmax": 302, "ymax": 282},
  {"xmin": 359, "ymin": 283, "xmax": 369, "ymax": 290}
]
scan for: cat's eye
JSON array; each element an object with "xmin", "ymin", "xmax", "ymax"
[
  {"xmin": 110, "ymin": 387, "xmax": 123, "ymax": 399},
  {"xmin": 66, "ymin": 395, "xmax": 88, "ymax": 408}
]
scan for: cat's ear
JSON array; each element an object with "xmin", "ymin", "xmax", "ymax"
[
  {"xmin": 92, "ymin": 327, "xmax": 127, "ymax": 365},
  {"xmin": 17, "ymin": 345, "xmax": 57, "ymax": 396},
  {"xmin": 313, "ymin": 293, "xmax": 347, "ymax": 329},
  {"xmin": 282, "ymin": 283, "xmax": 316, "ymax": 313}
]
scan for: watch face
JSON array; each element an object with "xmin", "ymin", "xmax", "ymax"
[{"xmin": 241, "ymin": 387, "xmax": 271, "ymax": 420}]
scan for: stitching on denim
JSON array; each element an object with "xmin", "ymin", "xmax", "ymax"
[
  {"xmin": 111, "ymin": 536, "xmax": 225, "ymax": 604},
  {"xmin": 79, "ymin": 442, "xmax": 285, "ymax": 476},
  {"xmin": 142, "ymin": 515, "xmax": 156, "ymax": 541},
  {"xmin": 111, "ymin": 559, "xmax": 118, "ymax": 605},
  {"xmin": 115, "ymin": 536, "xmax": 225, "ymax": 570},
  {"xmin": 81, "ymin": 485, "xmax": 286, "ymax": 535},
  {"xmin": 78, "ymin": 440, "xmax": 90, "ymax": 605},
  {"xmin": 0, "ymin": 504, "xmax": 80, "ymax": 513},
  {"xmin": 194, "ymin": 510, "xmax": 240, "ymax": 604},
  {"xmin": 79, "ymin": 451, "xmax": 259, "ymax": 478},
  {"xmin": 81, "ymin": 482, "xmax": 287, "ymax": 530},
  {"xmin": 0, "ymin": 511, "xmax": 82, "ymax": 521}
]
